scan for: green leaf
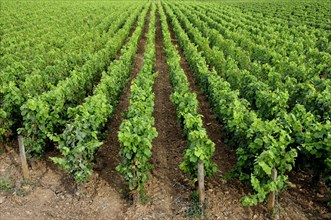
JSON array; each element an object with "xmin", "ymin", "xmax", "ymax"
[{"xmin": 258, "ymin": 161, "xmax": 272, "ymax": 176}]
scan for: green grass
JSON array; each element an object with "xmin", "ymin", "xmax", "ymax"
[
  {"xmin": 185, "ymin": 191, "xmax": 205, "ymax": 218},
  {"xmin": 0, "ymin": 176, "xmax": 14, "ymax": 192}
]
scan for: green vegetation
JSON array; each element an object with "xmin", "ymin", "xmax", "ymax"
[
  {"xmin": 0, "ymin": 176, "xmax": 14, "ymax": 192},
  {"xmin": 51, "ymin": 2, "xmax": 150, "ymax": 183},
  {"xmin": 162, "ymin": 0, "xmax": 330, "ymax": 205},
  {"xmin": 158, "ymin": 2, "xmax": 217, "ymax": 181},
  {"xmin": 116, "ymin": 2, "xmax": 158, "ymax": 201},
  {"xmin": 1, "ymin": 0, "xmax": 330, "ymax": 207}
]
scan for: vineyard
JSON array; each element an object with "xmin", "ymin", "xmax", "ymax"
[{"xmin": 1, "ymin": 0, "xmax": 330, "ymax": 219}]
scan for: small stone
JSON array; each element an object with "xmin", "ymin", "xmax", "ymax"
[
  {"xmin": 30, "ymin": 159, "xmax": 38, "ymax": 170},
  {"xmin": 22, "ymin": 185, "xmax": 30, "ymax": 191},
  {"xmin": 316, "ymin": 193, "xmax": 324, "ymax": 198},
  {"xmin": 288, "ymin": 182, "xmax": 296, "ymax": 188},
  {"xmin": 0, "ymin": 196, "xmax": 5, "ymax": 204}
]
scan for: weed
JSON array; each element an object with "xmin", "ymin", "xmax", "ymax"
[
  {"xmin": 185, "ymin": 191, "xmax": 204, "ymax": 218},
  {"xmin": 0, "ymin": 176, "xmax": 14, "ymax": 192}
]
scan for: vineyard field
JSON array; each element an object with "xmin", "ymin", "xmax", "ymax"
[{"xmin": 1, "ymin": 0, "xmax": 330, "ymax": 219}]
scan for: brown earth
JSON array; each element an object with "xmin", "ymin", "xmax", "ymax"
[{"xmin": 0, "ymin": 4, "xmax": 330, "ymax": 220}]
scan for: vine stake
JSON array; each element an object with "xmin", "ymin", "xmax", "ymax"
[
  {"xmin": 268, "ymin": 168, "xmax": 278, "ymax": 218},
  {"xmin": 198, "ymin": 160, "xmax": 205, "ymax": 208},
  {"xmin": 18, "ymin": 136, "xmax": 29, "ymax": 180}
]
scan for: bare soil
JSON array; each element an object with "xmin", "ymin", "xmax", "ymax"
[{"xmin": 1, "ymin": 5, "xmax": 330, "ymax": 220}]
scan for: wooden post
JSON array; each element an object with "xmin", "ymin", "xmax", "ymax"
[
  {"xmin": 18, "ymin": 136, "xmax": 29, "ymax": 180},
  {"xmin": 267, "ymin": 168, "xmax": 277, "ymax": 213},
  {"xmin": 198, "ymin": 160, "xmax": 205, "ymax": 206}
]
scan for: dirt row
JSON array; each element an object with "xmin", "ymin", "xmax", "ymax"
[{"xmin": 1, "ymin": 4, "xmax": 330, "ymax": 220}]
